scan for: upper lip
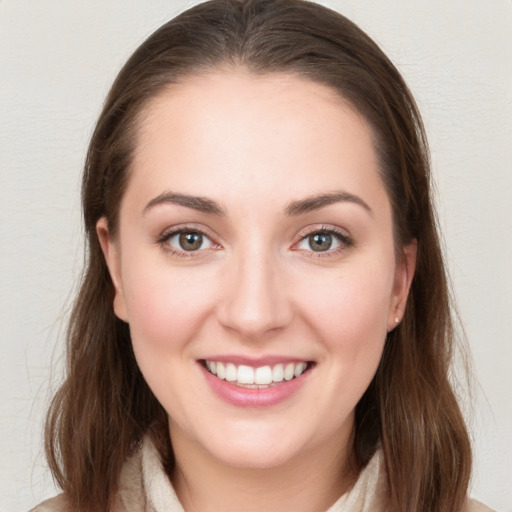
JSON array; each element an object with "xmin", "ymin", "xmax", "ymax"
[{"xmin": 199, "ymin": 355, "xmax": 313, "ymax": 367}]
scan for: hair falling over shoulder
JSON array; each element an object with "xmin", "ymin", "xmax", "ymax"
[{"xmin": 45, "ymin": 1, "xmax": 472, "ymax": 511}]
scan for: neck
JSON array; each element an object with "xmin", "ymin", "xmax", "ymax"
[{"xmin": 169, "ymin": 422, "xmax": 355, "ymax": 512}]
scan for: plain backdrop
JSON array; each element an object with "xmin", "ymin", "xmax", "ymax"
[{"xmin": 1, "ymin": 1, "xmax": 510, "ymax": 511}]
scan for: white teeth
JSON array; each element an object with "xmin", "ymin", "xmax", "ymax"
[
  {"xmin": 205, "ymin": 360, "xmax": 309, "ymax": 385},
  {"xmin": 237, "ymin": 365, "xmax": 254, "ymax": 384},
  {"xmin": 294, "ymin": 362, "xmax": 307, "ymax": 377},
  {"xmin": 272, "ymin": 363, "xmax": 284, "ymax": 382},
  {"xmin": 216, "ymin": 362, "xmax": 226, "ymax": 379},
  {"xmin": 225, "ymin": 363, "xmax": 237, "ymax": 382},
  {"xmin": 255, "ymin": 366, "xmax": 272, "ymax": 385},
  {"xmin": 284, "ymin": 363, "xmax": 295, "ymax": 381}
]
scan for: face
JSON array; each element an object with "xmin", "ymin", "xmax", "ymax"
[{"xmin": 98, "ymin": 71, "xmax": 415, "ymax": 471}]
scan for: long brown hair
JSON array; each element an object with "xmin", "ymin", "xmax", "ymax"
[{"xmin": 45, "ymin": 1, "xmax": 472, "ymax": 510}]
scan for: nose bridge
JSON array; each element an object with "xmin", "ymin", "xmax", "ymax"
[{"xmin": 217, "ymin": 237, "xmax": 292, "ymax": 338}]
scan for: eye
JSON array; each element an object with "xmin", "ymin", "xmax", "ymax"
[
  {"xmin": 295, "ymin": 228, "xmax": 352, "ymax": 254},
  {"xmin": 298, "ymin": 232, "xmax": 338, "ymax": 252},
  {"xmin": 163, "ymin": 230, "xmax": 214, "ymax": 252}
]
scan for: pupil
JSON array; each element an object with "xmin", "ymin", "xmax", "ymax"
[
  {"xmin": 179, "ymin": 232, "xmax": 202, "ymax": 251},
  {"xmin": 310, "ymin": 233, "xmax": 332, "ymax": 251}
]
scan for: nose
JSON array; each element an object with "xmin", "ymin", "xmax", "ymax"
[{"xmin": 216, "ymin": 246, "xmax": 294, "ymax": 340}]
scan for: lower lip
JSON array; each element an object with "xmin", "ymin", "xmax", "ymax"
[{"xmin": 200, "ymin": 364, "xmax": 311, "ymax": 407}]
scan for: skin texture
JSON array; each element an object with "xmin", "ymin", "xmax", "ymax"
[{"xmin": 97, "ymin": 71, "xmax": 416, "ymax": 512}]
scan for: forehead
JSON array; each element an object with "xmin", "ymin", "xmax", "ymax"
[{"xmin": 125, "ymin": 70, "xmax": 389, "ymax": 216}]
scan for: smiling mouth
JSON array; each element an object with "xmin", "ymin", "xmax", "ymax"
[{"xmin": 201, "ymin": 360, "xmax": 313, "ymax": 388}]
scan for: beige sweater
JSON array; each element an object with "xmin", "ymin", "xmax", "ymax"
[{"xmin": 31, "ymin": 437, "xmax": 494, "ymax": 512}]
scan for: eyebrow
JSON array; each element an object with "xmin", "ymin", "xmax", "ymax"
[
  {"xmin": 143, "ymin": 189, "xmax": 371, "ymax": 217},
  {"xmin": 285, "ymin": 191, "xmax": 372, "ymax": 216},
  {"xmin": 143, "ymin": 191, "xmax": 225, "ymax": 216}
]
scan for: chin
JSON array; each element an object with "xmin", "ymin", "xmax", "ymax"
[
  {"xmin": 210, "ymin": 440, "xmax": 300, "ymax": 470},
  {"xmin": 191, "ymin": 419, "xmax": 309, "ymax": 470}
]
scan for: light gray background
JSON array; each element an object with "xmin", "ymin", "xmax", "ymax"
[{"xmin": 1, "ymin": 1, "xmax": 510, "ymax": 511}]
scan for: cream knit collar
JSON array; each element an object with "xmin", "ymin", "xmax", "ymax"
[{"xmin": 113, "ymin": 436, "xmax": 387, "ymax": 512}]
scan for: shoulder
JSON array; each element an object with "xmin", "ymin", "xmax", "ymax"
[
  {"xmin": 29, "ymin": 494, "xmax": 71, "ymax": 512},
  {"xmin": 29, "ymin": 441, "xmax": 147, "ymax": 512},
  {"xmin": 464, "ymin": 497, "xmax": 496, "ymax": 512}
]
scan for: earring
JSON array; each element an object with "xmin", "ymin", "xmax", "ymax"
[{"xmin": 394, "ymin": 317, "xmax": 399, "ymax": 324}]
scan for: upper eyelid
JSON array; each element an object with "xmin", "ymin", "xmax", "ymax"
[
  {"xmin": 159, "ymin": 223, "xmax": 216, "ymax": 240},
  {"xmin": 295, "ymin": 224, "xmax": 351, "ymax": 240}
]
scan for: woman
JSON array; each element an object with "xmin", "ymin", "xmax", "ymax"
[{"xmin": 32, "ymin": 0, "xmax": 494, "ymax": 510}]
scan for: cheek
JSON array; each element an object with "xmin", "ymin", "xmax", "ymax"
[
  {"xmin": 120, "ymin": 258, "xmax": 216, "ymax": 355},
  {"xmin": 294, "ymin": 266, "xmax": 391, "ymax": 426},
  {"xmin": 303, "ymin": 262, "xmax": 392, "ymax": 330},
  {"xmin": 298, "ymin": 260, "xmax": 393, "ymax": 372},
  {"xmin": 120, "ymin": 262, "xmax": 218, "ymax": 416}
]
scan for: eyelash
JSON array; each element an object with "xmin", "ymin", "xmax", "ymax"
[{"xmin": 156, "ymin": 225, "xmax": 354, "ymax": 258}]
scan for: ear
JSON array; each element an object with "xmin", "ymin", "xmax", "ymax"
[
  {"xmin": 387, "ymin": 240, "xmax": 417, "ymax": 331},
  {"xmin": 96, "ymin": 217, "xmax": 128, "ymax": 322}
]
